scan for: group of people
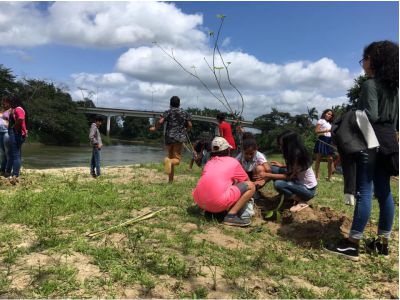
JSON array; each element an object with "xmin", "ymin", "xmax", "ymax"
[
  {"xmin": 0, "ymin": 96, "xmax": 27, "ymax": 184},
  {"xmin": 150, "ymin": 40, "xmax": 398, "ymax": 262}
]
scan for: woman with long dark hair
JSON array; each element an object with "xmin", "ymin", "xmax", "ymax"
[
  {"xmin": 255, "ymin": 130, "xmax": 317, "ymax": 212},
  {"xmin": 326, "ymin": 41, "xmax": 398, "ymax": 261}
]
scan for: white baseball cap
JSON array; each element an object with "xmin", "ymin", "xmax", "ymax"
[{"xmin": 211, "ymin": 137, "xmax": 233, "ymax": 152}]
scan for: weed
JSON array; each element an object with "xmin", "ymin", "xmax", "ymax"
[{"xmin": 179, "ymin": 286, "xmax": 208, "ymax": 299}]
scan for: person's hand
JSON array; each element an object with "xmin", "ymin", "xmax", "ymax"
[
  {"xmin": 254, "ymin": 171, "xmax": 268, "ymax": 180},
  {"xmin": 270, "ymin": 161, "xmax": 283, "ymax": 167},
  {"xmin": 149, "ymin": 126, "xmax": 156, "ymax": 132},
  {"xmin": 254, "ymin": 179, "xmax": 265, "ymax": 186}
]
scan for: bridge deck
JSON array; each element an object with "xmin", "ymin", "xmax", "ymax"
[{"xmin": 77, "ymin": 106, "xmax": 258, "ymax": 128}]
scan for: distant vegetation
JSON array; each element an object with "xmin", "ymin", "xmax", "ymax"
[{"xmin": 0, "ymin": 64, "xmax": 359, "ymax": 151}]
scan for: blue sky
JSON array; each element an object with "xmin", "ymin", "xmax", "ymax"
[{"xmin": 0, "ymin": 1, "xmax": 398, "ymax": 119}]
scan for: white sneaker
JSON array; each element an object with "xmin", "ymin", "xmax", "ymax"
[{"xmin": 344, "ymin": 193, "xmax": 355, "ymax": 206}]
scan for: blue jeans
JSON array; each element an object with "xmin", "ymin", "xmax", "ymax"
[
  {"xmin": 349, "ymin": 150, "xmax": 395, "ymax": 240},
  {"xmin": 7, "ymin": 130, "xmax": 25, "ymax": 177},
  {"xmin": 0, "ymin": 131, "xmax": 10, "ymax": 173},
  {"xmin": 274, "ymin": 180, "xmax": 316, "ymax": 201},
  {"xmin": 271, "ymin": 165, "xmax": 316, "ymax": 201},
  {"xmin": 90, "ymin": 147, "xmax": 101, "ymax": 176}
]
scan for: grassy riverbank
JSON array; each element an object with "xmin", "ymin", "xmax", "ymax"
[{"xmin": 0, "ymin": 160, "xmax": 398, "ymax": 298}]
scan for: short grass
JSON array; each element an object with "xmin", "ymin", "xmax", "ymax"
[{"xmin": 0, "ymin": 156, "xmax": 398, "ymax": 299}]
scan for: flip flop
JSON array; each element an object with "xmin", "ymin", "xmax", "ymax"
[{"xmin": 290, "ymin": 202, "xmax": 309, "ymax": 213}]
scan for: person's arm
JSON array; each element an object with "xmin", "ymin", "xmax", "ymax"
[
  {"xmin": 89, "ymin": 125, "xmax": 98, "ymax": 145},
  {"xmin": 358, "ymin": 79, "xmax": 379, "ymax": 123},
  {"xmin": 270, "ymin": 161, "xmax": 286, "ymax": 168},
  {"xmin": 13, "ymin": 108, "xmax": 24, "ymax": 132},
  {"xmin": 254, "ymin": 171, "xmax": 287, "ymax": 181},
  {"xmin": 186, "ymin": 120, "xmax": 192, "ymax": 130},
  {"xmin": 1, "ymin": 114, "xmax": 9, "ymax": 127},
  {"xmin": 218, "ymin": 124, "xmax": 223, "ymax": 137},
  {"xmin": 262, "ymin": 162, "xmax": 271, "ymax": 173},
  {"xmin": 149, "ymin": 115, "xmax": 165, "ymax": 132}
]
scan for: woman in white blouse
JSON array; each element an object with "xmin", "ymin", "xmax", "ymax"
[{"xmin": 313, "ymin": 109, "xmax": 334, "ymax": 181}]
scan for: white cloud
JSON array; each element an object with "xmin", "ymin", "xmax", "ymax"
[
  {"xmin": 0, "ymin": 2, "xmax": 206, "ymax": 48},
  {"xmin": 0, "ymin": 1, "xmax": 357, "ymax": 120}
]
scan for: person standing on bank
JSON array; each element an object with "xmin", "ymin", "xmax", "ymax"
[
  {"xmin": 216, "ymin": 113, "xmax": 236, "ymax": 155},
  {"xmin": 89, "ymin": 115, "xmax": 103, "ymax": 178},
  {"xmin": 325, "ymin": 40, "xmax": 399, "ymax": 261},
  {"xmin": 150, "ymin": 96, "xmax": 192, "ymax": 183},
  {"xmin": 313, "ymin": 109, "xmax": 334, "ymax": 181},
  {"xmin": 0, "ymin": 104, "xmax": 10, "ymax": 177},
  {"xmin": 6, "ymin": 96, "xmax": 27, "ymax": 183}
]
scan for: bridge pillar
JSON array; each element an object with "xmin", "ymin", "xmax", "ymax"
[{"xmin": 106, "ymin": 115, "xmax": 111, "ymax": 137}]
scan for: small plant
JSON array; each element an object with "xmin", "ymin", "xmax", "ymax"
[{"xmin": 264, "ymin": 194, "xmax": 285, "ymax": 222}]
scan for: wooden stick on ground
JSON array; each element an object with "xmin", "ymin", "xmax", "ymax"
[{"xmin": 86, "ymin": 207, "xmax": 166, "ymax": 238}]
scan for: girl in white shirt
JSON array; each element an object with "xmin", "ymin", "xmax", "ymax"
[
  {"xmin": 313, "ymin": 109, "xmax": 334, "ymax": 181},
  {"xmin": 236, "ymin": 132, "xmax": 271, "ymax": 188}
]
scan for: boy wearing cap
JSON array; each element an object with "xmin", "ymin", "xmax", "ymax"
[{"xmin": 192, "ymin": 137, "xmax": 256, "ymax": 227}]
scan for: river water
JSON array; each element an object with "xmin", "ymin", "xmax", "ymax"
[{"xmin": 22, "ymin": 142, "xmax": 171, "ymax": 169}]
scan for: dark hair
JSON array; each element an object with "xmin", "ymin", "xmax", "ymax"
[
  {"xmin": 8, "ymin": 96, "xmax": 23, "ymax": 109},
  {"xmin": 363, "ymin": 40, "xmax": 399, "ymax": 92},
  {"xmin": 278, "ymin": 130, "xmax": 312, "ymax": 176},
  {"xmin": 242, "ymin": 132, "xmax": 257, "ymax": 151},
  {"xmin": 95, "ymin": 115, "xmax": 104, "ymax": 122},
  {"xmin": 320, "ymin": 109, "xmax": 333, "ymax": 123},
  {"xmin": 170, "ymin": 96, "xmax": 180, "ymax": 108},
  {"xmin": 216, "ymin": 113, "xmax": 226, "ymax": 121},
  {"xmin": 210, "ymin": 149, "xmax": 230, "ymax": 157}
]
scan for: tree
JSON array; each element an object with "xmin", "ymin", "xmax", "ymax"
[
  {"xmin": 346, "ymin": 75, "xmax": 368, "ymax": 109},
  {"xmin": 0, "ymin": 64, "xmax": 17, "ymax": 97},
  {"xmin": 21, "ymin": 80, "xmax": 89, "ymax": 145},
  {"xmin": 76, "ymin": 98, "xmax": 96, "ymax": 108},
  {"xmin": 307, "ymin": 107, "xmax": 319, "ymax": 124}
]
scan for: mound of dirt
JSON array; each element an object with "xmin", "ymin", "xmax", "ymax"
[{"xmin": 255, "ymin": 191, "xmax": 352, "ymax": 248}]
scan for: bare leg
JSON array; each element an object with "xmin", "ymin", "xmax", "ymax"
[
  {"xmin": 314, "ymin": 153, "xmax": 321, "ymax": 179},
  {"xmin": 168, "ymin": 158, "xmax": 180, "ymax": 183},
  {"xmin": 189, "ymin": 158, "xmax": 194, "ymax": 170},
  {"xmin": 169, "ymin": 165, "xmax": 174, "ymax": 183},
  {"xmin": 228, "ymin": 181, "xmax": 255, "ymax": 215}
]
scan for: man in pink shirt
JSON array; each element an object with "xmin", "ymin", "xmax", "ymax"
[
  {"xmin": 216, "ymin": 113, "xmax": 236, "ymax": 153},
  {"xmin": 192, "ymin": 137, "xmax": 255, "ymax": 227}
]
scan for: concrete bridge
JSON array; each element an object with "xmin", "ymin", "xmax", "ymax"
[{"xmin": 77, "ymin": 106, "xmax": 260, "ymax": 136}]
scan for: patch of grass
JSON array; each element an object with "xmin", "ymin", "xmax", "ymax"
[
  {"xmin": 0, "ymin": 162, "xmax": 397, "ymax": 298},
  {"xmin": 179, "ymin": 286, "xmax": 209, "ymax": 299},
  {"xmin": 32, "ymin": 264, "xmax": 79, "ymax": 297}
]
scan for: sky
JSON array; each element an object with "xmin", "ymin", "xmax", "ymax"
[{"xmin": 0, "ymin": 1, "xmax": 398, "ymax": 120}]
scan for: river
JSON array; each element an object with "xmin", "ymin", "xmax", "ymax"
[{"xmin": 22, "ymin": 142, "xmax": 172, "ymax": 169}]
